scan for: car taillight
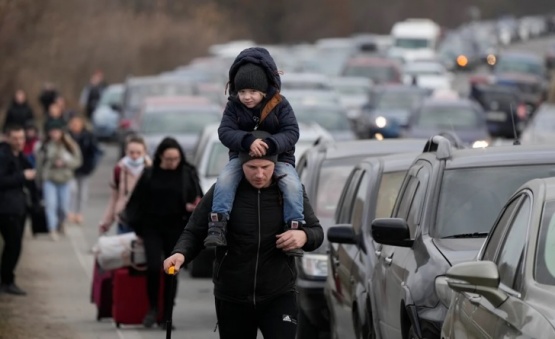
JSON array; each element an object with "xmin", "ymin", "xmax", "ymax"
[
  {"xmin": 119, "ymin": 119, "xmax": 131, "ymax": 129},
  {"xmin": 516, "ymin": 103, "xmax": 528, "ymax": 120}
]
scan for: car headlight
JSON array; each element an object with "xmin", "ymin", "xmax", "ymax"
[
  {"xmin": 375, "ymin": 116, "xmax": 387, "ymax": 128},
  {"xmin": 435, "ymin": 276, "xmax": 453, "ymax": 307},
  {"xmin": 301, "ymin": 254, "xmax": 328, "ymax": 278},
  {"xmin": 472, "ymin": 140, "xmax": 489, "ymax": 148}
]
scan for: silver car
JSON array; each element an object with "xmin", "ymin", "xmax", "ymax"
[{"xmin": 442, "ymin": 176, "xmax": 555, "ymax": 338}]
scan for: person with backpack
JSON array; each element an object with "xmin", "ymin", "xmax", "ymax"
[
  {"xmin": 98, "ymin": 135, "xmax": 151, "ymax": 235},
  {"xmin": 123, "ymin": 137, "xmax": 202, "ymax": 329},
  {"xmin": 67, "ymin": 116, "xmax": 102, "ymax": 225},
  {"xmin": 204, "ymin": 47, "xmax": 304, "ymax": 257},
  {"xmin": 36, "ymin": 120, "xmax": 82, "ymax": 241}
]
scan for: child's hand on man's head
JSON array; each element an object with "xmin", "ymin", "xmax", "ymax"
[{"xmin": 250, "ymin": 138, "xmax": 268, "ymax": 157}]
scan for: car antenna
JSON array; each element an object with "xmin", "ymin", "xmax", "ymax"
[{"xmin": 509, "ymin": 103, "xmax": 521, "ymax": 145}]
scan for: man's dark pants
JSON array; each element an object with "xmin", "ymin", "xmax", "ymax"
[
  {"xmin": 215, "ymin": 292, "xmax": 298, "ymax": 339},
  {"xmin": 0, "ymin": 214, "xmax": 25, "ymax": 285}
]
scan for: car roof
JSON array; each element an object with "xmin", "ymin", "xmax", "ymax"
[
  {"xmin": 330, "ymin": 76, "xmax": 372, "ymax": 86},
  {"xmin": 421, "ymin": 97, "xmax": 475, "ymax": 107},
  {"xmin": 346, "ymin": 56, "xmax": 398, "ymax": 66},
  {"xmin": 143, "ymin": 96, "xmax": 212, "ymax": 106},
  {"xmin": 443, "ymin": 144, "xmax": 555, "ymax": 170},
  {"xmin": 126, "ymin": 76, "xmax": 193, "ymax": 85},
  {"xmin": 374, "ymin": 84, "xmax": 429, "ymax": 93},
  {"xmin": 281, "ymin": 73, "xmax": 330, "ymax": 83},
  {"xmin": 536, "ymin": 177, "xmax": 555, "ymax": 201},
  {"xmin": 359, "ymin": 151, "xmax": 421, "ymax": 172},
  {"xmin": 312, "ymin": 138, "xmax": 428, "ymax": 161}
]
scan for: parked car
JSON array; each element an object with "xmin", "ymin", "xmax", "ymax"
[
  {"xmin": 325, "ymin": 151, "xmax": 420, "ymax": 339},
  {"xmin": 494, "ymin": 52, "xmax": 548, "ymax": 81},
  {"xmin": 368, "ymin": 136, "xmax": 555, "ymax": 339},
  {"xmin": 330, "ymin": 77, "xmax": 373, "ymax": 121},
  {"xmin": 294, "ymin": 103, "xmax": 357, "ymax": 141},
  {"xmin": 117, "ymin": 76, "xmax": 196, "ymax": 156},
  {"xmin": 402, "ymin": 60, "xmax": 454, "ymax": 91},
  {"xmin": 281, "ymin": 73, "xmax": 334, "ymax": 92},
  {"xmin": 442, "ymin": 176, "xmax": 555, "ymax": 338},
  {"xmin": 520, "ymin": 103, "xmax": 555, "ymax": 144},
  {"xmin": 91, "ymin": 84, "xmax": 124, "ymax": 141},
  {"xmin": 137, "ymin": 96, "xmax": 221, "ymax": 160},
  {"xmin": 403, "ymin": 98, "xmax": 490, "ymax": 147},
  {"xmin": 358, "ymin": 85, "xmax": 430, "ymax": 139},
  {"xmin": 437, "ymin": 32, "xmax": 481, "ymax": 71},
  {"xmin": 470, "ymin": 84, "xmax": 528, "ymax": 138},
  {"xmin": 494, "ymin": 73, "xmax": 547, "ymax": 116},
  {"xmin": 284, "ymin": 90, "xmax": 342, "ymax": 109},
  {"xmin": 295, "ymin": 138, "xmax": 428, "ymax": 339}
]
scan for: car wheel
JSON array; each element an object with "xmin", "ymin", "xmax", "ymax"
[{"xmin": 297, "ymin": 310, "xmax": 320, "ymax": 339}]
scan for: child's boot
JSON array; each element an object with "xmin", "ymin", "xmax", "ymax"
[
  {"xmin": 284, "ymin": 220, "xmax": 304, "ymax": 257},
  {"xmin": 204, "ymin": 213, "xmax": 228, "ymax": 247}
]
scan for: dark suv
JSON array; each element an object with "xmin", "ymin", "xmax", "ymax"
[
  {"xmin": 369, "ymin": 136, "xmax": 555, "ymax": 339},
  {"xmin": 325, "ymin": 151, "xmax": 419, "ymax": 339},
  {"xmin": 295, "ymin": 139, "xmax": 427, "ymax": 338}
]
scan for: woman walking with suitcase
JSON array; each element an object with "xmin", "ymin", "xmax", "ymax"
[{"xmin": 124, "ymin": 137, "xmax": 202, "ymax": 329}]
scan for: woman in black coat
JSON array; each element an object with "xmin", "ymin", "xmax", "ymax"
[
  {"xmin": 125, "ymin": 137, "xmax": 202, "ymax": 329},
  {"xmin": 3, "ymin": 90, "xmax": 34, "ymax": 132}
]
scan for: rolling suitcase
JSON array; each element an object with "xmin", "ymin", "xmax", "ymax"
[
  {"xmin": 112, "ymin": 267, "xmax": 165, "ymax": 328},
  {"xmin": 91, "ymin": 262, "xmax": 113, "ymax": 321},
  {"xmin": 30, "ymin": 205, "xmax": 48, "ymax": 235}
]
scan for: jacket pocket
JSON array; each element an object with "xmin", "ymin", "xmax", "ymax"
[{"xmin": 215, "ymin": 250, "xmax": 229, "ymax": 280}]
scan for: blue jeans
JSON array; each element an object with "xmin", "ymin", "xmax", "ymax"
[
  {"xmin": 43, "ymin": 181, "xmax": 71, "ymax": 231},
  {"xmin": 212, "ymin": 158, "xmax": 304, "ymax": 223},
  {"xmin": 117, "ymin": 223, "xmax": 134, "ymax": 235}
]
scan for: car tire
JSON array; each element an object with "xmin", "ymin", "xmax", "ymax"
[{"xmin": 297, "ymin": 310, "xmax": 320, "ymax": 339}]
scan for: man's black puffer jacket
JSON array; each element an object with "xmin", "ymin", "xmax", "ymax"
[{"xmin": 172, "ymin": 179, "xmax": 324, "ymax": 305}]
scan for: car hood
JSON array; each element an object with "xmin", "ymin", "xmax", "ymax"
[{"xmin": 432, "ymin": 238, "xmax": 486, "ymax": 266}]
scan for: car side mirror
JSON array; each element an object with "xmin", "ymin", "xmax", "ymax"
[
  {"xmin": 327, "ymin": 225, "xmax": 356, "ymax": 245},
  {"xmin": 371, "ymin": 218, "xmax": 413, "ymax": 247},
  {"xmin": 446, "ymin": 261, "xmax": 507, "ymax": 307}
]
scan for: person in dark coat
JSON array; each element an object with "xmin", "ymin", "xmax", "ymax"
[
  {"xmin": 164, "ymin": 150, "xmax": 324, "ymax": 339},
  {"xmin": 0, "ymin": 125, "xmax": 38, "ymax": 295},
  {"xmin": 3, "ymin": 90, "xmax": 34, "ymax": 133},
  {"xmin": 80, "ymin": 70, "xmax": 107, "ymax": 119},
  {"xmin": 124, "ymin": 137, "xmax": 202, "ymax": 329},
  {"xmin": 38, "ymin": 82, "xmax": 59, "ymax": 115},
  {"xmin": 205, "ymin": 48, "xmax": 304, "ymax": 257},
  {"xmin": 68, "ymin": 116, "xmax": 102, "ymax": 225}
]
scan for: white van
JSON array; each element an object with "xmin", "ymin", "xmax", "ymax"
[{"xmin": 388, "ymin": 18, "xmax": 442, "ymax": 63}]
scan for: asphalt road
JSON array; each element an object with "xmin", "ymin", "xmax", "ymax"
[{"xmin": 60, "ymin": 34, "xmax": 555, "ymax": 339}]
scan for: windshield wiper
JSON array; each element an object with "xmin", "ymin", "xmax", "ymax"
[{"xmin": 442, "ymin": 232, "xmax": 489, "ymax": 239}]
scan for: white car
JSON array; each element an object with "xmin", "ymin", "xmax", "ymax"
[
  {"xmin": 193, "ymin": 123, "xmax": 334, "ymax": 194},
  {"xmin": 402, "ymin": 60, "xmax": 453, "ymax": 91}
]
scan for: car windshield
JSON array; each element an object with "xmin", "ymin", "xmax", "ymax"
[
  {"xmin": 126, "ymin": 82, "xmax": 195, "ymax": 110},
  {"xmin": 436, "ymin": 165, "xmax": 555, "ymax": 238},
  {"xmin": 206, "ymin": 142, "xmax": 229, "ymax": 177},
  {"xmin": 495, "ymin": 58, "xmax": 544, "ymax": 78},
  {"xmin": 295, "ymin": 106, "xmax": 351, "ymax": 131},
  {"xmin": 536, "ymin": 200, "xmax": 555, "ymax": 285},
  {"xmin": 377, "ymin": 91, "xmax": 425, "ymax": 110},
  {"xmin": 140, "ymin": 110, "xmax": 220, "ymax": 134},
  {"xmin": 98, "ymin": 87, "xmax": 123, "ymax": 107},
  {"xmin": 394, "ymin": 38, "xmax": 430, "ymax": 49},
  {"xmin": 416, "ymin": 106, "xmax": 480, "ymax": 129},
  {"xmin": 316, "ymin": 158, "xmax": 363, "ymax": 226},
  {"xmin": 344, "ymin": 65, "xmax": 397, "ymax": 83}
]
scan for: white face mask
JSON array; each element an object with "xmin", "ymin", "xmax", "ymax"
[{"xmin": 126, "ymin": 156, "xmax": 144, "ymax": 167}]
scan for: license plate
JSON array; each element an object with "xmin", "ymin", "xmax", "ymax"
[{"xmin": 487, "ymin": 111, "xmax": 507, "ymax": 122}]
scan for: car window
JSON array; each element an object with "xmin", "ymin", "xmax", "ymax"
[
  {"xmin": 206, "ymin": 143, "xmax": 229, "ymax": 177},
  {"xmin": 535, "ymin": 200, "xmax": 555, "ymax": 285},
  {"xmin": 482, "ymin": 196, "xmax": 522, "ymax": 261},
  {"xmin": 495, "ymin": 196, "xmax": 531, "ymax": 290},
  {"xmin": 395, "ymin": 176, "xmax": 419, "ymax": 220},
  {"xmin": 406, "ymin": 167, "xmax": 429, "ymax": 236},
  {"xmin": 352, "ymin": 171, "xmax": 370, "ymax": 234},
  {"xmin": 436, "ymin": 165, "xmax": 554, "ymax": 238},
  {"xmin": 375, "ymin": 171, "xmax": 407, "ymax": 219},
  {"xmin": 336, "ymin": 170, "xmax": 363, "ymax": 224}
]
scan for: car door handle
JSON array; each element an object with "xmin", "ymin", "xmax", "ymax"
[{"xmin": 384, "ymin": 255, "xmax": 393, "ymax": 265}]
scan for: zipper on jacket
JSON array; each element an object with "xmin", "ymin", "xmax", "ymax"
[
  {"xmin": 216, "ymin": 250, "xmax": 228, "ymax": 279},
  {"xmin": 253, "ymin": 190, "xmax": 262, "ymax": 305}
]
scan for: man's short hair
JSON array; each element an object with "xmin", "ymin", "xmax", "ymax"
[{"xmin": 4, "ymin": 124, "xmax": 24, "ymax": 135}]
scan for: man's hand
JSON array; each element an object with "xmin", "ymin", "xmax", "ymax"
[
  {"xmin": 23, "ymin": 169, "xmax": 36, "ymax": 180},
  {"xmin": 186, "ymin": 196, "xmax": 202, "ymax": 212},
  {"xmin": 98, "ymin": 221, "xmax": 110, "ymax": 234},
  {"xmin": 276, "ymin": 230, "xmax": 307, "ymax": 252},
  {"xmin": 249, "ymin": 139, "xmax": 268, "ymax": 157},
  {"xmin": 164, "ymin": 253, "xmax": 185, "ymax": 273}
]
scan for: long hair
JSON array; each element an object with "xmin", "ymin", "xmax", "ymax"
[{"xmin": 152, "ymin": 137, "xmax": 187, "ymax": 170}]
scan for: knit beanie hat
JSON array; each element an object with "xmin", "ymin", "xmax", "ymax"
[
  {"xmin": 45, "ymin": 118, "xmax": 66, "ymax": 132},
  {"xmin": 238, "ymin": 130, "xmax": 278, "ymax": 165},
  {"xmin": 234, "ymin": 63, "xmax": 269, "ymax": 93}
]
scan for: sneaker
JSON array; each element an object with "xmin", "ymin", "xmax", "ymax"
[
  {"xmin": 284, "ymin": 220, "xmax": 304, "ymax": 257},
  {"xmin": 142, "ymin": 308, "xmax": 158, "ymax": 328},
  {"xmin": 204, "ymin": 213, "xmax": 228, "ymax": 247},
  {"xmin": 0, "ymin": 283, "xmax": 27, "ymax": 296}
]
